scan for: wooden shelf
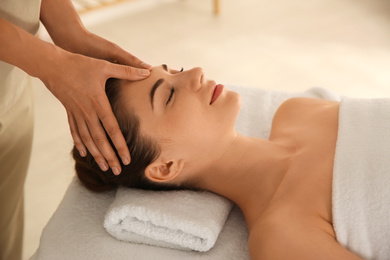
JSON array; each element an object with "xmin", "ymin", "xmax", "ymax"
[{"xmin": 72, "ymin": 0, "xmax": 219, "ymax": 15}]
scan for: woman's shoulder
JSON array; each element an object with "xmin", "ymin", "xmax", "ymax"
[
  {"xmin": 277, "ymin": 97, "xmax": 337, "ymax": 114},
  {"xmin": 273, "ymin": 97, "xmax": 339, "ymax": 126},
  {"xmin": 269, "ymin": 96, "xmax": 340, "ymax": 145}
]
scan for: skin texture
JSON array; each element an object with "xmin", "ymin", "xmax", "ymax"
[
  {"xmin": 120, "ymin": 65, "xmax": 364, "ymax": 260},
  {"xmin": 0, "ymin": 0, "xmax": 152, "ymax": 175}
]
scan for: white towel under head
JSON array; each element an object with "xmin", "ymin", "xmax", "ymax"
[{"xmin": 104, "ymin": 187, "xmax": 233, "ymax": 252}]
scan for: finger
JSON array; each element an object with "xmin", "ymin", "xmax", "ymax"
[
  {"xmin": 67, "ymin": 111, "xmax": 87, "ymax": 157},
  {"xmin": 108, "ymin": 62, "xmax": 151, "ymax": 81},
  {"xmin": 75, "ymin": 114, "xmax": 110, "ymax": 172},
  {"xmin": 95, "ymin": 98, "xmax": 131, "ymax": 166},
  {"xmin": 116, "ymin": 54, "xmax": 152, "ymax": 70},
  {"xmin": 85, "ymin": 114, "xmax": 123, "ymax": 175},
  {"xmin": 139, "ymin": 62, "xmax": 153, "ymax": 70},
  {"xmin": 112, "ymin": 46, "xmax": 152, "ymax": 69}
]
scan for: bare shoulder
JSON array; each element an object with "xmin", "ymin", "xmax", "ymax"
[
  {"xmin": 276, "ymin": 97, "xmax": 339, "ymax": 116},
  {"xmin": 249, "ymin": 215, "xmax": 363, "ymax": 260},
  {"xmin": 272, "ymin": 97, "xmax": 340, "ymax": 130}
]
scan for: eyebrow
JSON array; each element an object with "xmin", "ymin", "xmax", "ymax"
[
  {"xmin": 149, "ymin": 64, "xmax": 169, "ymax": 110},
  {"xmin": 150, "ymin": 78, "xmax": 164, "ymax": 110}
]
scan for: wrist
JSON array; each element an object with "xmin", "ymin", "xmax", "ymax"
[{"xmin": 32, "ymin": 42, "xmax": 72, "ymax": 87}]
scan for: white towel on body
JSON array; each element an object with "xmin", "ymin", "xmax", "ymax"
[
  {"xmin": 104, "ymin": 188, "xmax": 233, "ymax": 252},
  {"xmin": 332, "ymin": 98, "xmax": 390, "ymax": 260}
]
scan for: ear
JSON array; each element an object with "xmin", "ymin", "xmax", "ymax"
[{"xmin": 145, "ymin": 159, "xmax": 185, "ymax": 183}]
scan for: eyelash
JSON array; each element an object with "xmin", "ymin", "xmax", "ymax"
[
  {"xmin": 166, "ymin": 68, "xmax": 183, "ymax": 105},
  {"xmin": 166, "ymin": 87, "xmax": 175, "ymax": 105}
]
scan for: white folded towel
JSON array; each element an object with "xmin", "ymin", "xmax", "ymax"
[{"xmin": 104, "ymin": 187, "xmax": 233, "ymax": 252}]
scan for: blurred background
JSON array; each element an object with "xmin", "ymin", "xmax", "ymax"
[{"xmin": 24, "ymin": 0, "xmax": 390, "ymax": 258}]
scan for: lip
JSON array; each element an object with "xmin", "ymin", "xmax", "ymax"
[{"xmin": 210, "ymin": 82, "xmax": 224, "ymax": 105}]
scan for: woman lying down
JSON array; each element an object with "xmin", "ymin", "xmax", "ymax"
[{"xmin": 73, "ymin": 65, "xmax": 390, "ymax": 260}]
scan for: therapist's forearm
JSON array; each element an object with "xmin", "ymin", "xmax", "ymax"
[
  {"xmin": 40, "ymin": 0, "xmax": 119, "ymax": 62},
  {"xmin": 0, "ymin": 17, "xmax": 69, "ymax": 82},
  {"xmin": 40, "ymin": 0, "xmax": 88, "ymax": 54}
]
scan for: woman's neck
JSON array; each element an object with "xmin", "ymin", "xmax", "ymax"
[{"xmin": 194, "ymin": 134, "xmax": 294, "ymax": 228}]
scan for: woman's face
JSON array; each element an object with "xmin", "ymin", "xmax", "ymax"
[{"xmin": 120, "ymin": 65, "xmax": 241, "ymax": 182}]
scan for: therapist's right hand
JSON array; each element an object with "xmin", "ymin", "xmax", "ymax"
[{"xmin": 40, "ymin": 49, "xmax": 150, "ymax": 175}]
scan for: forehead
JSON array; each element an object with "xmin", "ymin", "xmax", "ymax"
[
  {"xmin": 119, "ymin": 65, "xmax": 166, "ymax": 127},
  {"xmin": 121, "ymin": 65, "xmax": 165, "ymax": 100},
  {"xmin": 122, "ymin": 65, "xmax": 165, "ymax": 90}
]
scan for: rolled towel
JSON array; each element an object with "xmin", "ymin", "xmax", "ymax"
[{"xmin": 104, "ymin": 187, "xmax": 233, "ymax": 252}]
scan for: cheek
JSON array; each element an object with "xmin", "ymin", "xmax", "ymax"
[
  {"xmin": 167, "ymin": 105, "xmax": 210, "ymax": 139},
  {"xmin": 166, "ymin": 108, "xmax": 229, "ymax": 152},
  {"xmin": 170, "ymin": 92, "xmax": 240, "ymax": 139},
  {"xmin": 153, "ymin": 92, "xmax": 241, "ymax": 159}
]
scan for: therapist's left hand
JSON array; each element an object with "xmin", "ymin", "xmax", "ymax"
[
  {"xmin": 67, "ymin": 32, "xmax": 153, "ymax": 173},
  {"xmin": 47, "ymin": 30, "xmax": 152, "ymax": 174},
  {"xmin": 39, "ymin": 0, "xmax": 152, "ymax": 174},
  {"xmin": 39, "ymin": 47, "xmax": 151, "ymax": 175}
]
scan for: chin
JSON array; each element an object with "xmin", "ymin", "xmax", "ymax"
[
  {"xmin": 223, "ymin": 90, "xmax": 242, "ymax": 129},
  {"xmin": 228, "ymin": 90, "xmax": 242, "ymax": 114}
]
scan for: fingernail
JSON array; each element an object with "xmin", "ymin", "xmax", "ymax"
[
  {"xmin": 112, "ymin": 167, "xmax": 121, "ymax": 175},
  {"xmin": 140, "ymin": 62, "xmax": 152, "ymax": 69},
  {"xmin": 99, "ymin": 163, "xmax": 108, "ymax": 171},
  {"xmin": 79, "ymin": 149, "xmax": 86, "ymax": 157},
  {"xmin": 139, "ymin": 69, "xmax": 150, "ymax": 76},
  {"xmin": 121, "ymin": 156, "xmax": 130, "ymax": 165}
]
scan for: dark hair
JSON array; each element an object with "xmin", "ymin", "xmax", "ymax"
[{"xmin": 72, "ymin": 78, "xmax": 180, "ymax": 192}]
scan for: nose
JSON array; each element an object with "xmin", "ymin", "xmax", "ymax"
[{"xmin": 186, "ymin": 67, "xmax": 204, "ymax": 91}]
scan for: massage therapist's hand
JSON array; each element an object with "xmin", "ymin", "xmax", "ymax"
[
  {"xmin": 38, "ymin": 0, "xmax": 153, "ymax": 174},
  {"xmin": 55, "ymin": 36, "xmax": 152, "ymax": 174},
  {"xmin": 39, "ymin": 48, "xmax": 150, "ymax": 175},
  {"xmin": 41, "ymin": 29, "xmax": 153, "ymax": 174}
]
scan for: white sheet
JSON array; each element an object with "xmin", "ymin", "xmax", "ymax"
[{"xmin": 31, "ymin": 85, "xmax": 339, "ymax": 260}]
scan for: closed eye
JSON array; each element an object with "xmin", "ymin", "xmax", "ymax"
[
  {"xmin": 165, "ymin": 67, "xmax": 182, "ymax": 105},
  {"xmin": 166, "ymin": 87, "xmax": 175, "ymax": 105}
]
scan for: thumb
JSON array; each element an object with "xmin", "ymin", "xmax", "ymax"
[{"xmin": 109, "ymin": 63, "xmax": 151, "ymax": 81}]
